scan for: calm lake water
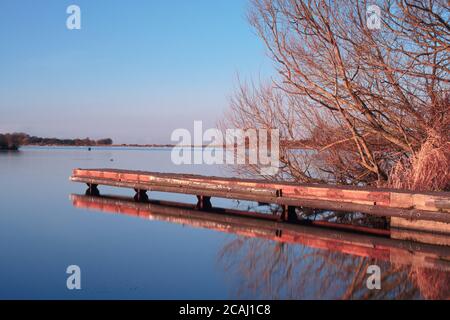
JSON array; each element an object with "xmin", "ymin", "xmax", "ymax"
[{"xmin": 0, "ymin": 147, "xmax": 448, "ymax": 299}]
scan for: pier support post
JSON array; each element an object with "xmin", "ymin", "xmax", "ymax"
[
  {"xmin": 134, "ymin": 189, "xmax": 149, "ymax": 202},
  {"xmin": 85, "ymin": 183, "xmax": 99, "ymax": 196},
  {"xmin": 196, "ymin": 195, "xmax": 212, "ymax": 210},
  {"xmin": 282, "ymin": 205, "xmax": 297, "ymax": 222}
]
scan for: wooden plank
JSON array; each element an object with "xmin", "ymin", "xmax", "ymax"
[
  {"xmin": 71, "ymin": 176, "xmax": 282, "ymax": 197},
  {"xmin": 280, "ymin": 197, "xmax": 450, "ymax": 223},
  {"xmin": 391, "ymin": 217, "xmax": 450, "ymax": 235},
  {"xmin": 70, "ymin": 175, "xmax": 450, "ymax": 223},
  {"xmin": 70, "ymin": 168, "xmax": 450, "ymax": 231},
  {"xmin": 391, "ymin": 227, "xmax": 450, "ymax": 246},
  {"xmin": 431, "ymin": 199, "xmax": 450, "ymax": 209}
]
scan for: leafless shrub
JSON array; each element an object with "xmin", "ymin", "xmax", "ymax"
[{"xmin": 389, "ymin": 137, "xmax": 450, "ymax": 191}]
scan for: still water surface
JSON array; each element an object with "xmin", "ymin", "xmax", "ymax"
[{"xmin": 0, "ymin": 147, "xmax": 448, "ymax": 299}]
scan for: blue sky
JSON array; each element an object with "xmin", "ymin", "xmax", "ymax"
[{"xmin": 0, "ymin": 0, "xmax": 273, "ymax": 143}]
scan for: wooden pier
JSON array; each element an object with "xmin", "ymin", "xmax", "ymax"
[{"xmin": 70, "ymin": 168, "xmax": 450, "ymax": 235}]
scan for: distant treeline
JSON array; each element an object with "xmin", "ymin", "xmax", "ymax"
[{"xmin": 0, "ymin": 133, "xmax": 113, "ymax": 149}]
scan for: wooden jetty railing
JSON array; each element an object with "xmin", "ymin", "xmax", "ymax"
[
  {"xmin": 71, "ymin": 194, "xmax": 450, "ymax": 271},
  {"xmin": 70, "ymin": 168, "xmax": 450, "ymax": 234}
]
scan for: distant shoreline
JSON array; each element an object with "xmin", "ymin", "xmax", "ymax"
[
  {"xmin": 2, "ymin": 133, "xmax": 312, "ymax": 150},
  {"xmin": 20, "ymin": 144, "xmax": 222, "ymax": 148},
  {"xmin": 19, "ymin": 143, "xmax": 311, "ymax": 150},
  {"xmin": 0, "ymin": 145, "xmax": 19, "ymax": 151}
]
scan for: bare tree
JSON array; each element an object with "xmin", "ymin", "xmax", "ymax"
[{"xmin": 222, "ymin": 0, "xmax": 449, "ymax": 190}]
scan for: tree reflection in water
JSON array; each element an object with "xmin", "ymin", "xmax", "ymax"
[{"xmin": 218, "ymin": 237, "xmax": 449, "ymax": 299}]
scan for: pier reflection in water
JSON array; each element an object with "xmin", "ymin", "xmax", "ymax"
[{"xmin": 71, "ymin": 194, "xmax": 450, "ymax": 299}]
